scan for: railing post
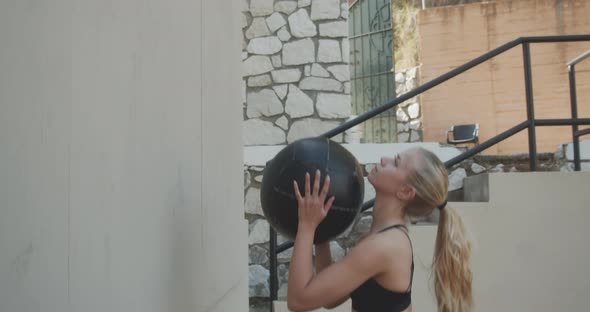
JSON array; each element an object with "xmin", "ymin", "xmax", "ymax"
[
  {"xmin": 568, "ymin": 64, "xmax": 582, "ymax": 171},
  {"xmin": 269, "ymin": 227, "xmax": 278, "ymax": 311},
  {"xmin": 523, "ymin": 42, "xmax": 538, "ymax": 171}
]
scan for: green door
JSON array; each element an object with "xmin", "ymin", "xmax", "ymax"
[{"xmin": 349, "ymin": 0, "xmax": 397, "ymax": 143}]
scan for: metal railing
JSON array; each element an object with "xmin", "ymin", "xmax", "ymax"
[
  {"xmin": 568, "ymin": 50, "xmax": 590, "ymax": 171},
  {"xmin": 267, "ymin": 35, "xmax": 590, "ymax": 307}
]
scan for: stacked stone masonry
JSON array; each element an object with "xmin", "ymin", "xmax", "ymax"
[
  {"xmin": 242, "ymin": 0, "xmax": 352, "ymax": 147},
  {"xmin": 394, "ymin": 66, "xmax": 422, "ymax": 143}
]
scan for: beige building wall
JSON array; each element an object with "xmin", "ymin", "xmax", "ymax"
[
  {"xmin": 418, "ymin": 0, "xmax": 590, "ymax": 154},
  {"xmin": 411, "ymin": 172, "xmax": 590, "ymax": 311},
  {"xmin": 0, "ymin": 1, "xmax": 247, "ymax": 311}
]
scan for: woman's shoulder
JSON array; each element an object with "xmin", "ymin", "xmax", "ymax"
[
  {"xmin": 352, "ymin": 228, "xmax": 412, "ymax": 261},
  {"xmin": 348, "ymin": 232, "xmax": 390, "ymax": 258},
  {"xmin": 351, "ymin": 230, "xmax": 406, "ymax": 255},
  {"xmin": 339, "ymin": 231, "xmax": 410, "ymax": 280}
]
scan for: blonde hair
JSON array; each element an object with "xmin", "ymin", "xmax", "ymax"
[{"xmin": 404, "ymin": 147, "xmax": 473, "ymax": 312}]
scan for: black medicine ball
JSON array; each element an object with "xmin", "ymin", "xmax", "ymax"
[{"xmin": 260, "ymin": 137, "xmax": 364, "ymax": 244}]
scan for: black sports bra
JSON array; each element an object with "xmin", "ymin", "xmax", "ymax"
[{"xmin": 350, "ymin": 224, "xmax": 414, "ymax": 312}]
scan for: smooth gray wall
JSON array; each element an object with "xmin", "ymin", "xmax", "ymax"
[
  {"xmin": 0, "ymin": 1, "xmax": 247, "ymax": 311},
  {"xmin": 412, "ymin": 172, "xmax": 590, "ymax": 311}
]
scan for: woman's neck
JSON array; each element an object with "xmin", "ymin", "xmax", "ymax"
[{"xmin": 370, "ymin": 194, "xmax": 406, "ymax": 233}]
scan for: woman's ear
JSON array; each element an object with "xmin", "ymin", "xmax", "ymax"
[{"xmin": 397, "ymin": 185, "xmax": 416, "ymax": 202}]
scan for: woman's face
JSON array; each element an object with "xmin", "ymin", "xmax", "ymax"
[{"xmin": 368, "ymin": 148, "xmax": 419, "ymax": 197}]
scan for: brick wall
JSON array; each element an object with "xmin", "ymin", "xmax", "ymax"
[{"xmin": 418, "ymin": 0, "xmax": 590, "ymax": 154}]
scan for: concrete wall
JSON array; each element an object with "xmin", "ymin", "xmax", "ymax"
[
  {"xmin": 418, "ymin": 0, "xmax": 590, "ymax": 154},
  {"xmin": 412, "ymin": 172, "xmax": 590, "ymax": 311},
  {"xmin": 0, "ymin": 1, "xmax": 247, "ymax": 311}
]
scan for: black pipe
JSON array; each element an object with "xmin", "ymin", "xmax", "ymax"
[
  {"xmin": 320, "ymin": 35, "xmax": 590, "ymax": 140},
  {"xmin": 522, "ymin": 35, "xmax": 590, "ymax": 43},
  {"xmin": 275, "ymin": 117, "xmax": 584, "ymax": 255},
  {"xmin": 319, "ymin": 38, "xmax": 523, "ymax": 139},
  {"xmin": 444, "ymin": 121, "xmax": 530, "ymax": 169},
  {"xmin": 269, "ymin": 227, "xmax": 278, "ymax": 309},
  {"xmin": 535, "ymin": 118, "xmax": 590, "ymax": 126},
  {"xmin": 569, "ymin": 65, "xmax": 582, "ymax": 171},
  {"xmin": 575, "ymin": 128, "xmax": 590, "ymax": 138},
  {"xmin": 278, "ymin": 119, "xmax": 527, "ymax": 254},
  {"xmin": 276, "ymin": 241, "xmax": 292, "ymax": 254},
  {"xmin": 360, "ymin": 198, "xmax": 376, "ymax": 212},
  {"xmin": 523, "ymin": 43, "xmax": 538, "ymax": 171},
  {"xmin": 274, "ymin": 35, "xmax": 590, "ymax": 255}
]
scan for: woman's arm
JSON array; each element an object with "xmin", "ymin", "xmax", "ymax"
[
  {"xmin": 314, "ymin": 242, "xmax": 332, "ymax": 274},
  {"xmin": 287, "ymin": 222, "xmax": 320, "ymax": 311},
  {"xmin": 314, "ymin": 242, "xmax": 349, "ymax": 309},
  {"xmin": 288, "ymin": 227, "xmax": 387, "ymax": 311},
  {"xmin": 287, "ymin": 171, "xmax": 387, "ymax": 312}
]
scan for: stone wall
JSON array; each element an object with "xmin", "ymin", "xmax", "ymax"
[
  {"xmin": 242, "ymin": 0, "xmax": 352, "ymax": 146},
  {"xmin": 394, "ymin": 66, "xmax": 422, "ymax": 143}
]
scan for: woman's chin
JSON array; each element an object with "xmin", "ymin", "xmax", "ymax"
[{"xmin": 367, "ymin": 174, "xmax": 375, "ymax": 186}]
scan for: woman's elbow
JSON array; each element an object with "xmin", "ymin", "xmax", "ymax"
[
  {"xmin": 287, "ymin": 302, "xmax": 302, "ymax": 312},
  {"xmin": 287, "ymin": 299, "xmax": 303, "ymax": 312},
  {"xmin": 287, "ymin": 297, "xmax": 311, "ymax": 312}
]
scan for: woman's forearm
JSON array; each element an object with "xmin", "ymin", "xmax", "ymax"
[
  {"xmin": 288, "ymin": 223, "xmax": 316, "ymax": 300},
  {"xmin": 314, "ymin": 242, "xmax": 332, "ymax": 274}
]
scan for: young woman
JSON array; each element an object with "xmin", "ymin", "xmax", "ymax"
[{"xmin": 287, "ymin": 147, "xmax": 473, "ymax": 312}]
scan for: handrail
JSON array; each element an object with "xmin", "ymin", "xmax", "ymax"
[
  {"xmin": 277, "ymin": 34, "xmax": 590, "ymax": 250},
  {"xmin": 568, "ymin": 49, "xmax": 590, "ymax": 171},
  {"xmin": 274, "ymin": 117, "xmax": 590, "ymax": 253},
  {"xmin": 568, "ymin": 50, "xmax": 590, "ymax": 67},
  {"xmin": 444, "ymin": 121, "xmax": 530, "ymax": 168},
  {"xmin": 321, "ymin": 35, "xmax": 590, "ymax": 139},
  {"xmin": 320, "ymin": 37, "xmax": 523, "ymax": 139},
  {"xmin": 269, "ymin": 35, "xmax": 590, "ymax": 303}
]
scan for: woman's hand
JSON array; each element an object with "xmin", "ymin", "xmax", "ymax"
[{"xmin": 293, "ymin": 170, "xmax": 335, "ymax": 229}]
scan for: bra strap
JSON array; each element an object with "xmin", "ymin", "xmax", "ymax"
[
  {"xmin": 377, "ymin": 224, "xmax": 408, "ymax": 233},
  {"xmin": 377, "ymin": 224, "xmax": 414, "ymax": 292}
]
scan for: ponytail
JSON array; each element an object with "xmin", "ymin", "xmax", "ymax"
[
  {"xmin": 401, "ymin": 147, "xmax": 473, "ymax": 311},
  {"xmin": 433, "ymin": 206, "xmax": 473, "ymax": 312}
]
